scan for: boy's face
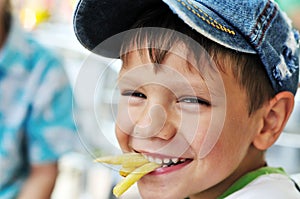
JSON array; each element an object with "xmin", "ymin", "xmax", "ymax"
[{"xmin": 115, "ymin": 45, "xmax": 265, "ymax": 198}]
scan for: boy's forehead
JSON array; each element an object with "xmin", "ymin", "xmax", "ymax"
[
  {"xmin": 119, "ymin": 63, "xmax": 205, "ymax": 87},
  {"xmin": 120, "ymin": 49, "xmax": 199, "ymax": 78},
  {"xmin": 122, "ymin": 43, "xmax": 189, "ymax": 63},
  {"xmin": 121, "ymin": 41, "xmax": 215, "ymax": 72}
]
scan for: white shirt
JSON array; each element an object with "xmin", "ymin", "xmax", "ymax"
[{"xmin": 226, "ymin": 173, "xmax": 300, "ymax": 199}]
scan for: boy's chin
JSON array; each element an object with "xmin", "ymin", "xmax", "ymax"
[{"xmin": 138, "ymin": 181, "xmax": 187, "ymax": 199}]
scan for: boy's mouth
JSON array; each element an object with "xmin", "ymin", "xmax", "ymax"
[{"xmin": 142, "ymin": 153, "xmax": 193, "ymax": 169}]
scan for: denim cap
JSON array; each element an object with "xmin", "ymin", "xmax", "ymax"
[{"xmin": 73, "ymin": 0, "xmax": 300, "ymax": 94}]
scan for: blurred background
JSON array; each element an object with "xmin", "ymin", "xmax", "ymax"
[{"xmin": 7, "ymin": 0, "xmax": 300, "ymax": 198}]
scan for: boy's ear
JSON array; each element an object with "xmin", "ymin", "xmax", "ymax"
[{"xmin": 253, "ymin": 91, "xmax": 295, "ymax": 150}]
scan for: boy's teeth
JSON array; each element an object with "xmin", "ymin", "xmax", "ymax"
[
  {"xmin": 148, "ymin": 156, "xmax": 154, "ymax": 163},
  {"xmin": 144, "ymin": 155, "xmax": 187, "ymax": 166},
  {"xmin": 154, "ymin": 158, "xmax": 162, "ymax": 164},
  {"xmin": 163, "ymin": 158, "xmax": 171, "ymax": 164}
]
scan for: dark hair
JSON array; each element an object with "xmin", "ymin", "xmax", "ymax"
[
  {"xmin": 2, "ymin": 0, "xmax": 11, "ymax": 33},
  {"xmin": 120, "ymin": 3, "xmax": 276, "ymax": 115}
]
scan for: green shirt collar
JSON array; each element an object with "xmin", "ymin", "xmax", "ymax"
[{"xmin": 217, "ymin": 167, "xmax": 287, "ymax": 199}]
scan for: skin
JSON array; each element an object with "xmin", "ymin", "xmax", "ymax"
[
  {"xmin": 0, "ymin": 1, "xmax": 58, "ymax": 198},
  {"xmin": 115, "ymin": 44, "xmax": 294, "ymax": 199},
  {"xmin": 17, "ymin": 164, "xmax": 58, "ymax": 199}
]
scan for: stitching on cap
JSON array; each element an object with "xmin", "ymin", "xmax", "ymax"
[
  {"xmin": 248, "ymin": 0, "xmax": 271, "ymax": 42},
  {"xmin": 248, "ymin": 0, "xmax": 277, "ymax": 47},
  {"xmin": 177, "ymin": 0, "xmax": 235, "ymax": 35},
  {"xmin": 257, "ymin": 5, "xmax": 277, "ymax": 46}
]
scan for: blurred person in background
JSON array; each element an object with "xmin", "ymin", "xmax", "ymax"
[
  {"xmin": 276, "ymin": 0, "xmax": 300, "ymax": 30},
  {"xmin": 0, "ymin": 0, "xmax": 77, "ymax": 198}
]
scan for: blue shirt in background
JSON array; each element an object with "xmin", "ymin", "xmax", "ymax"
[{"xmin": 0, "ymin": 20, "xmax": 77, "ymax": 199}]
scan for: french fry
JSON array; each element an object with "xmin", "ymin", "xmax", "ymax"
[
  {"xmin": 95, "ymin": 152, "xmax": 148, "ymax": 167},
  {"xmin": 95, "ymin": 153, "xmax": 161, "ymax": 197},
  {"xmin": 119, "ymin": 166, "xmax": 137, "ymax": 177},
  {"xmin": 122, "ymin": 157, "xmax": 149, "ymax": 168},
  {"xmin": 113, "ymin": 162, "xmax": 160, "ymax": 197}
]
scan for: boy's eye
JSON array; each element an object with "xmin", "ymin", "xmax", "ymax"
[
  {"xmin": 121, "ymin": 91, "xmax": 147, "ymax": 105},
  {"xmin": 178, "ymin": 97, "xmax": 210, "ymax": 106},
  {"xmin": 122, "ymin": 91, "xmax": 147, "ymax": 99}
]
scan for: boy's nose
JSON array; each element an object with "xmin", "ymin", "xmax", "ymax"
[{"xmin": 133, "ymin": 104, "xmax": 176, "ymax": 140}]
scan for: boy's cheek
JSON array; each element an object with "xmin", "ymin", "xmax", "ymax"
[
  {"xmin": 115, "ymin": 103, "xmax": 139, "ymax": 151},
  {"xmin": 116, "ymin": 103, "xmax": 135, "ymax": 135},
  {"xmin": 115, "ymin": 125, "xmax": 131, "ymax": 152}
]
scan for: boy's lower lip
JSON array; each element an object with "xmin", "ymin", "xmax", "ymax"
[{"xmin": 148, "ymin": 159, "xmax": 192, "ymax": 175}]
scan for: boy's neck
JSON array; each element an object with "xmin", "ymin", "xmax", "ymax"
[{"xmin": 189, "ymin": 146, "xmax": 266, "ymax": 199}]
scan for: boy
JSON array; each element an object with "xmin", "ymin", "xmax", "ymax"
[{"xmin": 73, "ymin": 0, "xmax": 300, "ymax": 198}]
